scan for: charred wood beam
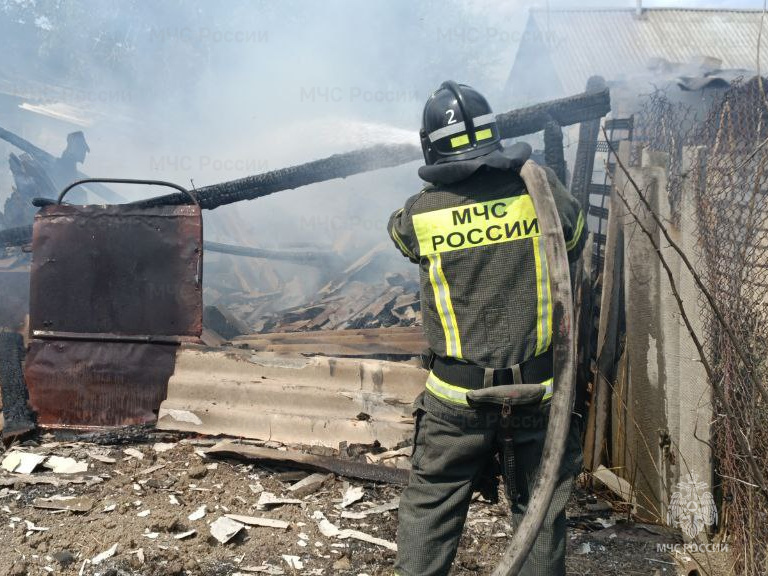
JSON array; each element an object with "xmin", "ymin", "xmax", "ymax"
[
  {"xmin": 133, "ymin": 144, "xmax": 422, "ymax": 210},
  {"xmin": 133, "ymin": 88, "xmax": 612, "ymax": 211},
  {"xmin": 204, "ymin": 240, "xmax": 343, "ymax": 267},
  {"xmin": 543, "ymin": 119, "xmax": 566, "ymax": 185},
  {"xmin": 205, "ymin": 441, "xmax": 410, "ymax": 485},
  {"xmin": 570, "ymin": 77, "xmax": 607, "ymax": 213},
  {"xmin": 495, "ymin": 87, "xmax": 611, "ymax": 140},
  {"xmin": 0, "ymin": 126, "xmax": 50, "ymax": 162}
]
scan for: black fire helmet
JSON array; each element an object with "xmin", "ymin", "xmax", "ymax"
[{"xmin": 419, "ymin": 81, "xmax": 502, "ymax": 166}]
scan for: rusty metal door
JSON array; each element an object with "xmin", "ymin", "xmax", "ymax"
[{"xmin": 25, "ymin": 180, "xmax": 203, "ymax": 427}]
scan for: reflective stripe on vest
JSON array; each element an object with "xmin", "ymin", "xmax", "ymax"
[
  {"xmin": 426, "ymin": 372, "xmax": 555, "ymax": 406},
  {"xmin": 532, "ymin": 235, "xmax": 552, "ymax": 356},
  {"xmin": 566, "ymin": 210, "xmax": 585, "ymax": 252},
  {"xmin": 390, "ymin": 209, "xmax": 416, "ymax": 259},
  {"xmin": 426, "ymin": 371, "xmax": 470, "ymax": 406},
  {"xmin": 427, "ymin": 253, "xmax": 462, "ymax": 359}
]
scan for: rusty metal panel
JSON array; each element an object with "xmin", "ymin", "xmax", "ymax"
[
  {"xmin": 29, "ymin": 204, "xmax": 202, "ymax": 337},
  {"xmin": 25, "ymin": 340, "xmax": 177, "ymax": 427}
]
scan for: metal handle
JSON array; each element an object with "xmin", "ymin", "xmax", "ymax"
[{"xmin": 57, "ymin": 178, "xmax": 198, "ymax": 206}]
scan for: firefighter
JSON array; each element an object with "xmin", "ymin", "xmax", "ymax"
[
  {"xmin": 53, "ymin": 131, "xmax": 90, "ymax": 204},
  {"xmin": 388, "ymin": 81, "xmax": 586, "ymax": 576}
]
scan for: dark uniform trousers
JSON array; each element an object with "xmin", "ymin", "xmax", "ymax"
[{"xmin": 395, "ymin": 390, "xmax": 583, "ymax": 576}]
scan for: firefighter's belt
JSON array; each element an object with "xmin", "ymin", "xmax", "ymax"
[{"xmin": 431, "ymin": 349, "xmax": 553, "ymax": 391}]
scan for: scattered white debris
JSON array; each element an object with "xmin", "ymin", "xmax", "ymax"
[
  {"xmin": 153, "ymin": 442, "xmax": 177, "ymax": 453},
  {"xmin": 174, "ymin": 529, "xmax": 196, "ymax": 540},
  {"xmin": 237, "ymin": 563, "xmax": 285, "ymax": 574},
  {"xmin": 143, "ymin": 532, "xmax": 159, "ymax": 539},
  {"xmin": 340, "ymin": 485, "xmax": 365, "ymax": 508},
  {"xmin": 257, "ymin": 491, "xmax": 302, "ymax": 510},
  {"xmin": 596, "ymin": 517, "xmax": 616, "ymax": 529},
  {"xmin": 188, "ymin": 505, "xmax": 207, "ymax": 521},
  {"xmin": 337, "ymin": 528, "xmax": 397, "ymax": 551},
  {"xmin": 576, "ymin": 542, "xmax": 592, "ymax": 555},
  {"xmin": 103, "ymin": 503, "xmax": 117, "ymax": 512},
  {"xmin": 206, "ymin": 463, "xmax": 219, "ymax": 470},
  {"xmin": 311, "ymin": 510, "xmax": 396, "ymax": 551},
  {"xmin": 312, "ymin": 511, "xmax": 341, "ymax": 537},
  {"xmin": 123, "ymin": 448, "xmax": 144, "ymax": 460},
  {"xmin": 137, "ymin": 509, "xmax": 151, "ymax": 518},
  {"xmin": 91, "ymin": 543, "xmax": 118, "ymax": 565},
  {"xmin": 24, "ymin": 520, "xmax": 49, "ymax": 532},
  {"xmin": 33, "ymin": 495, "xmax": 94, "ymax": 512},
  {"xmin": 43, "ymin": 456, "xmax": 88, "ymax": 474},
  {"xmin": 282, "ymin": 555, "xmax": 303, "ymax": 570},
  {"xmin": 365, "ymin": 446, "xmax": 412, "ymax": 466},
  {"xmin": 341, "ymin": 497, "xmax": 400, "ymax": 519},
  {"xmin": 224, "ymin": 514, "xmax": 290, "ymax": 529},
  {"xmin": 87, "ymin": 452, "xmax": 116, "ymax": 464},
  {"xmin": 139, "ymin": 464, "xmax": 166, "ymax": 475},
  {"xmin": 1, "ymin": 452, "xmax": 46, "ymax": 474},
  {"xmin": 288, "ymin": 472, "xmax": 330, "ymax": 494},
  {"xmin": 169, "ymin": 495, "xmax": 180, "ymax": 506},
  {"xmin": 249, "ymin": 483, "xmax": 264, "ymax": 495},
  {"xmin": 210, "ymin": 516, "xmax": 245, "ymax": 544},
  {"xmin": 158, "ymin": 408, "xmax": 203, "ymax": 426},
  {"xmin": 135, "ymin": 548, "xmax": 145, "ymax": 563}
]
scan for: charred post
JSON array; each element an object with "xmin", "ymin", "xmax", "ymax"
[
  {"xmin": 570, "ymin": 76, "xmax": 607, "ymax": 213},
  {"xmin": 544, "ymin": 118, "xmax": 566, "ymax": 185}
]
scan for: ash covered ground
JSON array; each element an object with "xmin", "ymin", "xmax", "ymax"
[{"xmin": 0, "ymin": 430, "xmax": 685, "ymax": 576}]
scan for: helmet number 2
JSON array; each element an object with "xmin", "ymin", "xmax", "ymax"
[{"xmin": 445, "ymin": 109, "xmax": 457, "ymax": 125}]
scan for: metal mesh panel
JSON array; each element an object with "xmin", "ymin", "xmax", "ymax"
[{"xmin": 632, "ymin": 78, "xmax": 768, "ymax": 575}]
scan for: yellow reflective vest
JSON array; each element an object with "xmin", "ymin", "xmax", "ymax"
[{"xmin": 388, "ymin": 164, "xmax": 586, "ymax": 369}]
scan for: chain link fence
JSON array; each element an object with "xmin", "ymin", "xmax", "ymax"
[{"xmin": 631, "ymin": 78, "xmax": 768, "ymax": 575}]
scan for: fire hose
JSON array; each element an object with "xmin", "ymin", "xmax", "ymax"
[{"xmin": 466, "ymin": 161, "xmax": 576, "ymax": 575}]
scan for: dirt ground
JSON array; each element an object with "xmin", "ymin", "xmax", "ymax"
[{"xmin": 0, "ymin": 431, "xmax": 690, "ymax": 576}]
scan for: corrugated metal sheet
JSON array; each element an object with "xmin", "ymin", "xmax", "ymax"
[
  {"xmin": 157, "ymin": 347, "xmax": 426, "ymax": 449},
  {"xmin": 232, "ymin": 326, "xmax": 426, "ymax": 357},
  {"xmin": 507, "ymin": 9, "xmax": 768, "ymax": 103}
]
